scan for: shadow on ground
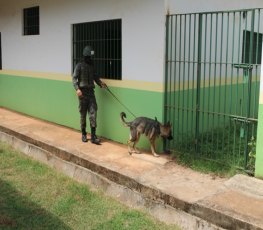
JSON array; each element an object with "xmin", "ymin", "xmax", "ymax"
[{"xmin": 0, "ymin": 179, "xmax": 71, "ymax": 230}]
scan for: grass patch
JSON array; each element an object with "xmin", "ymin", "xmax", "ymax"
[
  {"xmin": 170, "ymin": 124, "xmax": 256, "ymax": 177},
  {"xmin": 0, "ymin": 141, "xmax": 180, "ymax": 230},
  {"xmin": 172, "ymin": 151, "xmax": 239, "ymax": 178}
]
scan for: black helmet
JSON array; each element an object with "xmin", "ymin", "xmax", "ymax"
[{"xmin": 83, "ymin": 46, "xmax": 95, "ymax": 57}]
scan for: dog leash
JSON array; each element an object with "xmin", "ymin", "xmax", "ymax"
[{"xmin": 106, "ymin": 86, "xmax": 137, "ymax": 118}]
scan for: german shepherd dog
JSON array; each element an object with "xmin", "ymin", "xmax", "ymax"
[{"xmin": 120, "ymin": 112, "xmax": 173, "ymax": 157}]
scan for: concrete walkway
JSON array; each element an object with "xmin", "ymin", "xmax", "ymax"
[{"xmin": 0, "ymin": 107, "xmax": 262, "ymax": 230}]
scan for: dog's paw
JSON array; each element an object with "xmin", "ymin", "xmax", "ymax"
[{"xmin": 153, "ymin": 153, "xmax": 160, "ymax": 157}]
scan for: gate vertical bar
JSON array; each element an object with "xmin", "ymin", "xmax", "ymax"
[
  {"xmin": 206, "ymin": 13, "xmax": 213, "ymax": 156},
  {"xmin": 191, "ymin": 14, "xmax": 197, "ymax": 146},
  {"xmin": 201, "ymin": 14, "xmax": 208, "ymax": 155},
  {"xmin": 186, "ymin": 14, "xmax": 192, "ymax": 151},
  {"xmin": 164, "ymin": 14, "xmax": 169, "ymax": 123},
  {"xmin": 231, "ymin": 12, "xmax": 237, "ymax": 159},
  {"xmin": 195, "ymin": 14, "xmax": 203, "ymax": 153},
  {"xmin": 212, "ymin": 13, "xmax": 218, "ymax": 157},
  {"xmin": 217, "ymin": 13, "xmax": 224, "ymax": 151},
  {"xmin": 224, "ymin": 12, "xmax": 230, "ymax": 158},
  {"xmin": 164, "ymin": 14, "xmax": 170, "ymax": 151},
  {"xmin": 182, "ymin": 14, "xmax": 187, "ymax": 149},
  {"xmin": 178, "ymin": 15, "xmax": 182, "ymax": 147},
  {"xmin": 173, "ymin": 15, "xmax": 178, "ymax": 149},
  {"xmin": 235, "ymin": 12, "xmax": 241, "ymax": 162},
  {"xmin": 244, "ymin": 10, "xmax": 255, "ymax": 168}
]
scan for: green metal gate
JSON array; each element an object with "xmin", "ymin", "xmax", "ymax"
[{"xmin": 164, "ymin": 9, "xmax": 262, "ymax": 170}]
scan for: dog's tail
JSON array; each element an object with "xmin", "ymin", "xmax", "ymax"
[{"xmin": 120, "ymin": 112, "xmax": 130, "ymax": 127}]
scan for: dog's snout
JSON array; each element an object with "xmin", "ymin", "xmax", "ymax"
[{"xmin": 168, "ymin": 135, "xmax": 173, "ymax": 140}]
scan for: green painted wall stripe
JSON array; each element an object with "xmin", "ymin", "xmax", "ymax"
[{"xmin": 0, "ymin": 73, "xmax": 164, "ymax": 151}]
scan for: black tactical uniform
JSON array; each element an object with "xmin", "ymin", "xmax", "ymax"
[{"xmin": 72, "ymin": 46, "xmax": 106, "ymax": 144}]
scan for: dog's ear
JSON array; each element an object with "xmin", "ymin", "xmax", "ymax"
[
  {"xmin": 166, "ymin": 121, "xmax": 172, "ymax": 127},
  {"xmin": 155, "ymin": 117, "xmax": 158, "ymax": 121}
]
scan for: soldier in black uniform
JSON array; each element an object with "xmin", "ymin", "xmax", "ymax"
[{"xmin": 72, "ymin": 46, "xmax": 107, "ymax": 144}]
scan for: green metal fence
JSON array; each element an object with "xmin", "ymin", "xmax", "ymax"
[{"xmin": 164, "ymin": 9, "xmax": 262, "ymax": 170}]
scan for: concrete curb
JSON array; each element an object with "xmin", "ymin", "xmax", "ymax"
[{"xmin": 0, "ymin": 126, "xmax": 262, "ymax": 230}]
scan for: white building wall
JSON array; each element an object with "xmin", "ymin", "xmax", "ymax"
[
  {"xmin": 1, "ymin": 0, "xmax": 263, "ymax": 83},
  {"xmin": 0, "ymin": 0, "xmax": 165, "ymax": 82}
]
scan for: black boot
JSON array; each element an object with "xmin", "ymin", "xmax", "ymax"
[
  {"xmin": 91, "ymin": 127, "xmax": 100, "ymax": 145},
  {"xmin": 81, "ymin": 129, "xmax": 87, "ymax": 143}
]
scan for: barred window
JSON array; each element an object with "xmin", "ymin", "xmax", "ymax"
[
  {"xmin": 242, "ymin": 30, "xmax": 262, "ymax": 64},
  {"xmin": 73, "ymin": 19, "xmax": 122, "ymax": 80},
  {"xmin": 23, "ymin": 6, "xmax": 39, "ymax": 35}
]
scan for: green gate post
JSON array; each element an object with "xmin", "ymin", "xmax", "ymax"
[
  {"xmin": 233, "ymin": 64, "xmax": 253, "ymax": 169},
  {"xmin": 255, "ymin": 46, "xmax": 263, "ymax": 178}
]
